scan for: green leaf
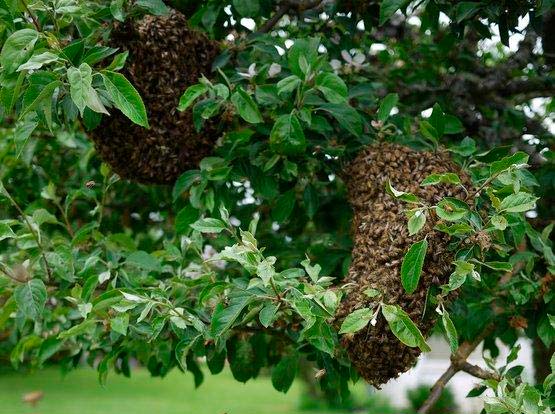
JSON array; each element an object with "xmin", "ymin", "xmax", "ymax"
[
  {"xmin": 287, "ymin": 38, "xmax": 319, "ymax": 78},
  {"xmin": 259, "ymin": 303, "xmax": 278, "ymax": 328},
  {"xmin": 490, "ymin": 151, "xmax": 529, "ymax": 176},
  {"xmin": 102, "ymin": 71, "xmax": 149, "ymax": 127},
  {"xmin": 228, "ymin": 339, "xmax": 255, "ymax": 382},
  {"xmin": 178, "ymin": 84, "xmax": 208, "ymax": 111},
  {"xmin": 441, "ymin": 311, "xmax": 458, "ymax": 353},
  {"xmin": 448, "ymin": 260, "xmax": 474, "ymax": 290},
  {"xmin": 272, "ymin": 190, "xmax": 296, "ymax": 223},
  {"xmin": 211, "ymin": 294, "xmax": 253, "ymax": 337},
  {"xmin": 58, "ymin": 319, "xmax": 97, "ymax": 339},
  {"xmin": 271, "ymin": 355, "xmax": 298, "ymax": 393},
  {"xmin": 444, "ymin": 115, "xmax": 464, "ymax": 134},
  {"xmin": 498, "ymin": 192, "xmax": 538, "ymax": 213},
  {"xmin": 20, "ymin": 80, "xmax": 62, "ymax": 119},
  {"xmin": 381, "ymin": 303, "xmax": 431, "ymax": 352},
  {"xmin": 407, "ymin": 210, "xmax": 426, "ymax": 236},
  {"xmin": 175, "ymin": 205, "xmax": 200, "ymax": 234},
  {"xmin": 14, "ymin": 279, "xmax": 47, "ymax": 320},
  {"xmin": 126, "ymin": 251, "xmax": 162, "ymax": 272},
  {"xmin": 172, "ymin": 170, "xmax": 201, "ymax": 202},
  {"xmin": 339, "ymin": 307, "xmax": 373, "ymax": 334},
  {"xmin": 482, "ymin": 261, "xmax": 513, "ymax": 272},
  {"xmin": 428, "ymin": 103, "xmax": 445, "ymax": 137},
  {"xmin": 436, "ymin": 198, "xmax": 469, "ymax": 221},
  {"xmin": 106, "ymin": 51, "xmax": 128, "ymax": 71},
  {"xmin": 449, "ymin": 136, "xmax": 476, "ymax": 156},
  {"xmin": 377, "ymin": 93, "xmax": 399, "ymax": 122},
  {"xmin": 379, "ymin": 0, "xmax": 407, "ymax": 25},
  {"xmin": 401, "ymin": 239, "xmax": 428, "ymax": 294},
  {"xmin": 190, "ymin": 218, "xmax": 226, "ymax": 233},
  {"xmin": 17, "ymin": 52, "xmax": 59, "ymax": 71},
  {"xmin": 317, "ymin": 103, "xmax": 362, "ymax": 137},
  {"xmin": 233, "ymin": 0, "xmax": 260, "ymax": 16},
  {"xmin": 0, "ymin": 29, "xmax": 38, "ymax": 74},
  {"xmin": 110, "ymin": 314, "xmax": 129, "ymax": 336},
  {"xmin": 277, "ymin": 75, "xmax": 301, "ymax": 95},
  {"xmin": 135, "ymin": 0, "xmax": 170, "ymax": 15},
  {"xmin": 0, "ymin": 222, "xmax": 16, "ymax": 241},
  {"xmin": 269, "ymin": 113, "xmax": 306, "ymax": 156},
  {"xmin": 315, "ymin": 72, "xmax": 348, "ymax": 103},
  {"xmin": 68, "ymin": 63, "xmax": 105, "ymax": 116},
  {"xmin": 420, "ymin": 120, "xmax": 439, "ymax": 144},
  {"xmin": 491, "ymin": 215, "xmax": 508, "ymax": 230},
  {"xmin": 231, "ymin": 87, "xmax": 263, "ymax": 124},
  {"xmin": 385, "ymin": 180, "xmax": 420, "ymax": 203},
  {"xmin": 420, "ymin": 173, "xmax": 461, "ymax": 187},
  {"xmin": 303, "ymin": 184, "xmax": 319, "ymax": 219}
]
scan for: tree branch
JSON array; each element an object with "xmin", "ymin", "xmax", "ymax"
[
  {"xmin": 417, "ymin": 324, "xmax": 496, "ymax": 414},
  {"xmin": 258, "ymin": 0, "xmax": 324, "ymax": 33}
]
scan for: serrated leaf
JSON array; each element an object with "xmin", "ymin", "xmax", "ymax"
[
  {"xmin": 269, "ymin": 113, "xmax": 306, "ymax": 156},
  {"xmin": 420, "ymin": 173, "xmax": 461, "ymax": 187},
  {"xmin": 490, "ymin": 151, "xmax": 529, "ymax": 176},
  {"xmin": 401, "ymin": 239, "xmax": 428, "ymax": 294},
  {"xmin": 0, "ymin": 29, "xmax": 38, "ymax": 74},
  {"xmin": 259, "ymin": 303, "xmax": 278, "ymax": 328},
  {"xmin": 190, "ymin": 217, "xmax": 226, "ymax": 233},
  {"xmin": 377, "ymin": 93, "xmax": 399, "ymax": 122},
  {"xmin": 211, "ymin": 294, "xmax": 253, "ymax": 337},
  {"xmin": 271, "ymin": 355, "xmax": 298, "ymax": 393},
  {"xmin": 339, "ymin": 307, "xmax": 373, "ymax": 334},
  {"xmin": 102, "ymin": 71, "xmax": 149, "ymax": 127},
  {"xmin": 385, "ymin": 180, "xmax": 420, "ymax": 203},
  {"xmin": 14, "ymin": 279, "xmax": 47, "ymax": 320},
  {"xmin": 408, "ymin": 209, "xmax": 426, "ymax": 236},
  {"xmin": 231, "ymin": 87, "xmax": 262, "ymax": 124},
  {"xmin": 381, "ymin": 303, "xmax": 431, "ymax": 352},
  {"xmin": 178, "ymin": 84, "xmax": 208, "ymax": 111},
  {"xmin": 126, "ymin": 251, "xmax": 161, "ymax": 272},
  {"xmin": 315, "ymin": 72, "xmax": 348, "ymax": 103},
  {"xmin": 441, "ymin": 311, "xmax": 458, "ymax": 353},
  {"xmin": 17, "ymin": 52, "xmax": 59, "ymax": 71},
  {"xmin": 498, "ymin": 192, "xmax": 538, "ymax": 213}
]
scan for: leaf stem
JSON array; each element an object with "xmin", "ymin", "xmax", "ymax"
[
  {"xmin": 2, "ymin": 184, "xmax": 52, "ymax": 280},
  {"xmin": 20, "ymin": 0, "xmax": 41, "ymax": 31}
]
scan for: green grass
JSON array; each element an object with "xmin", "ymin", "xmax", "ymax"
[{"xmin": 0, "ymin": 367, "xmax": 373, "ymax": 414}]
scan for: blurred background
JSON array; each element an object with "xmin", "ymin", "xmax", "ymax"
[{"xmin": 0, "ymin": 336, "xmax": 533, "ymax": 414}]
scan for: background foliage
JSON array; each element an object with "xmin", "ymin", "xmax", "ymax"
[{"xmin": 0, "ymin": 0, "xmax": 554, "ymax": 413}]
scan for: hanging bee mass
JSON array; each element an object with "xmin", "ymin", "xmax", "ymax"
[
  {"xmin": 90, "ymin": 10, "xmax": 220, "ymax": 184},
  {"xmin": 336, "ymin": 143, "xmax": 470, "ymax": 386}
]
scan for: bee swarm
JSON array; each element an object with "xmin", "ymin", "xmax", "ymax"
[
  {"xmin": 336, "ymin": 143, "xmax": 469, "ymax": 386},
  {"xmin": 90, "ymin": 10, "xmax": 220, "ymax": 184}
]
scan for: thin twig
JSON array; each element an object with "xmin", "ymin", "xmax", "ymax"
[
  {"xmin": 417, "ymin": 324, "xmax": 496, "ymax": 414},
  {"xmin": 20, "ymin": 0, "xmax": 41, "ymax": 31},
  {"xmin": 258, "ymin": 0, "xmax": 324, "ymax": 33},
  {"xmin": 460, "ymin": 362, "xmax": 502, "ymax": 381},
  {"xmin": 2, "ymin": 186, "xmax": 53, "ymax": 280},
  {"xmin": 259, "ymin": 2, "xmax": 290, "ymax": 33}
]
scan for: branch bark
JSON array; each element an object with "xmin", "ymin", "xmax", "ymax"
[
  {"xmin": 258, "ymin": 0, "xmax": 324, "ymax": 33},
  {"xmin": 417, "ymin": 324, "xmax": 496, "ymax": 414}
]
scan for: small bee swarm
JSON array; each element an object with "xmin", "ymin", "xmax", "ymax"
[
  {"xmin": 336, "ymin": 143, "xmax": 470, "ymax": 387},
  {"xmin": 90, "ymin": 10, "xmax": 220, "ymax": 184}
]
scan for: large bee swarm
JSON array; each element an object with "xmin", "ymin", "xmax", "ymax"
[
  {"xmin": 336, "ymin": 143, "xmax": 469, "ymax": 386},
  {"xmin": 90, "ymin": 10, "xmax": 220, "ymax": 184}
]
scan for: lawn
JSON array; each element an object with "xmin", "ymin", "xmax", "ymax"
[{"xmin": 0, "ymin": 366, "xmax": 376, "ymax": 414}]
